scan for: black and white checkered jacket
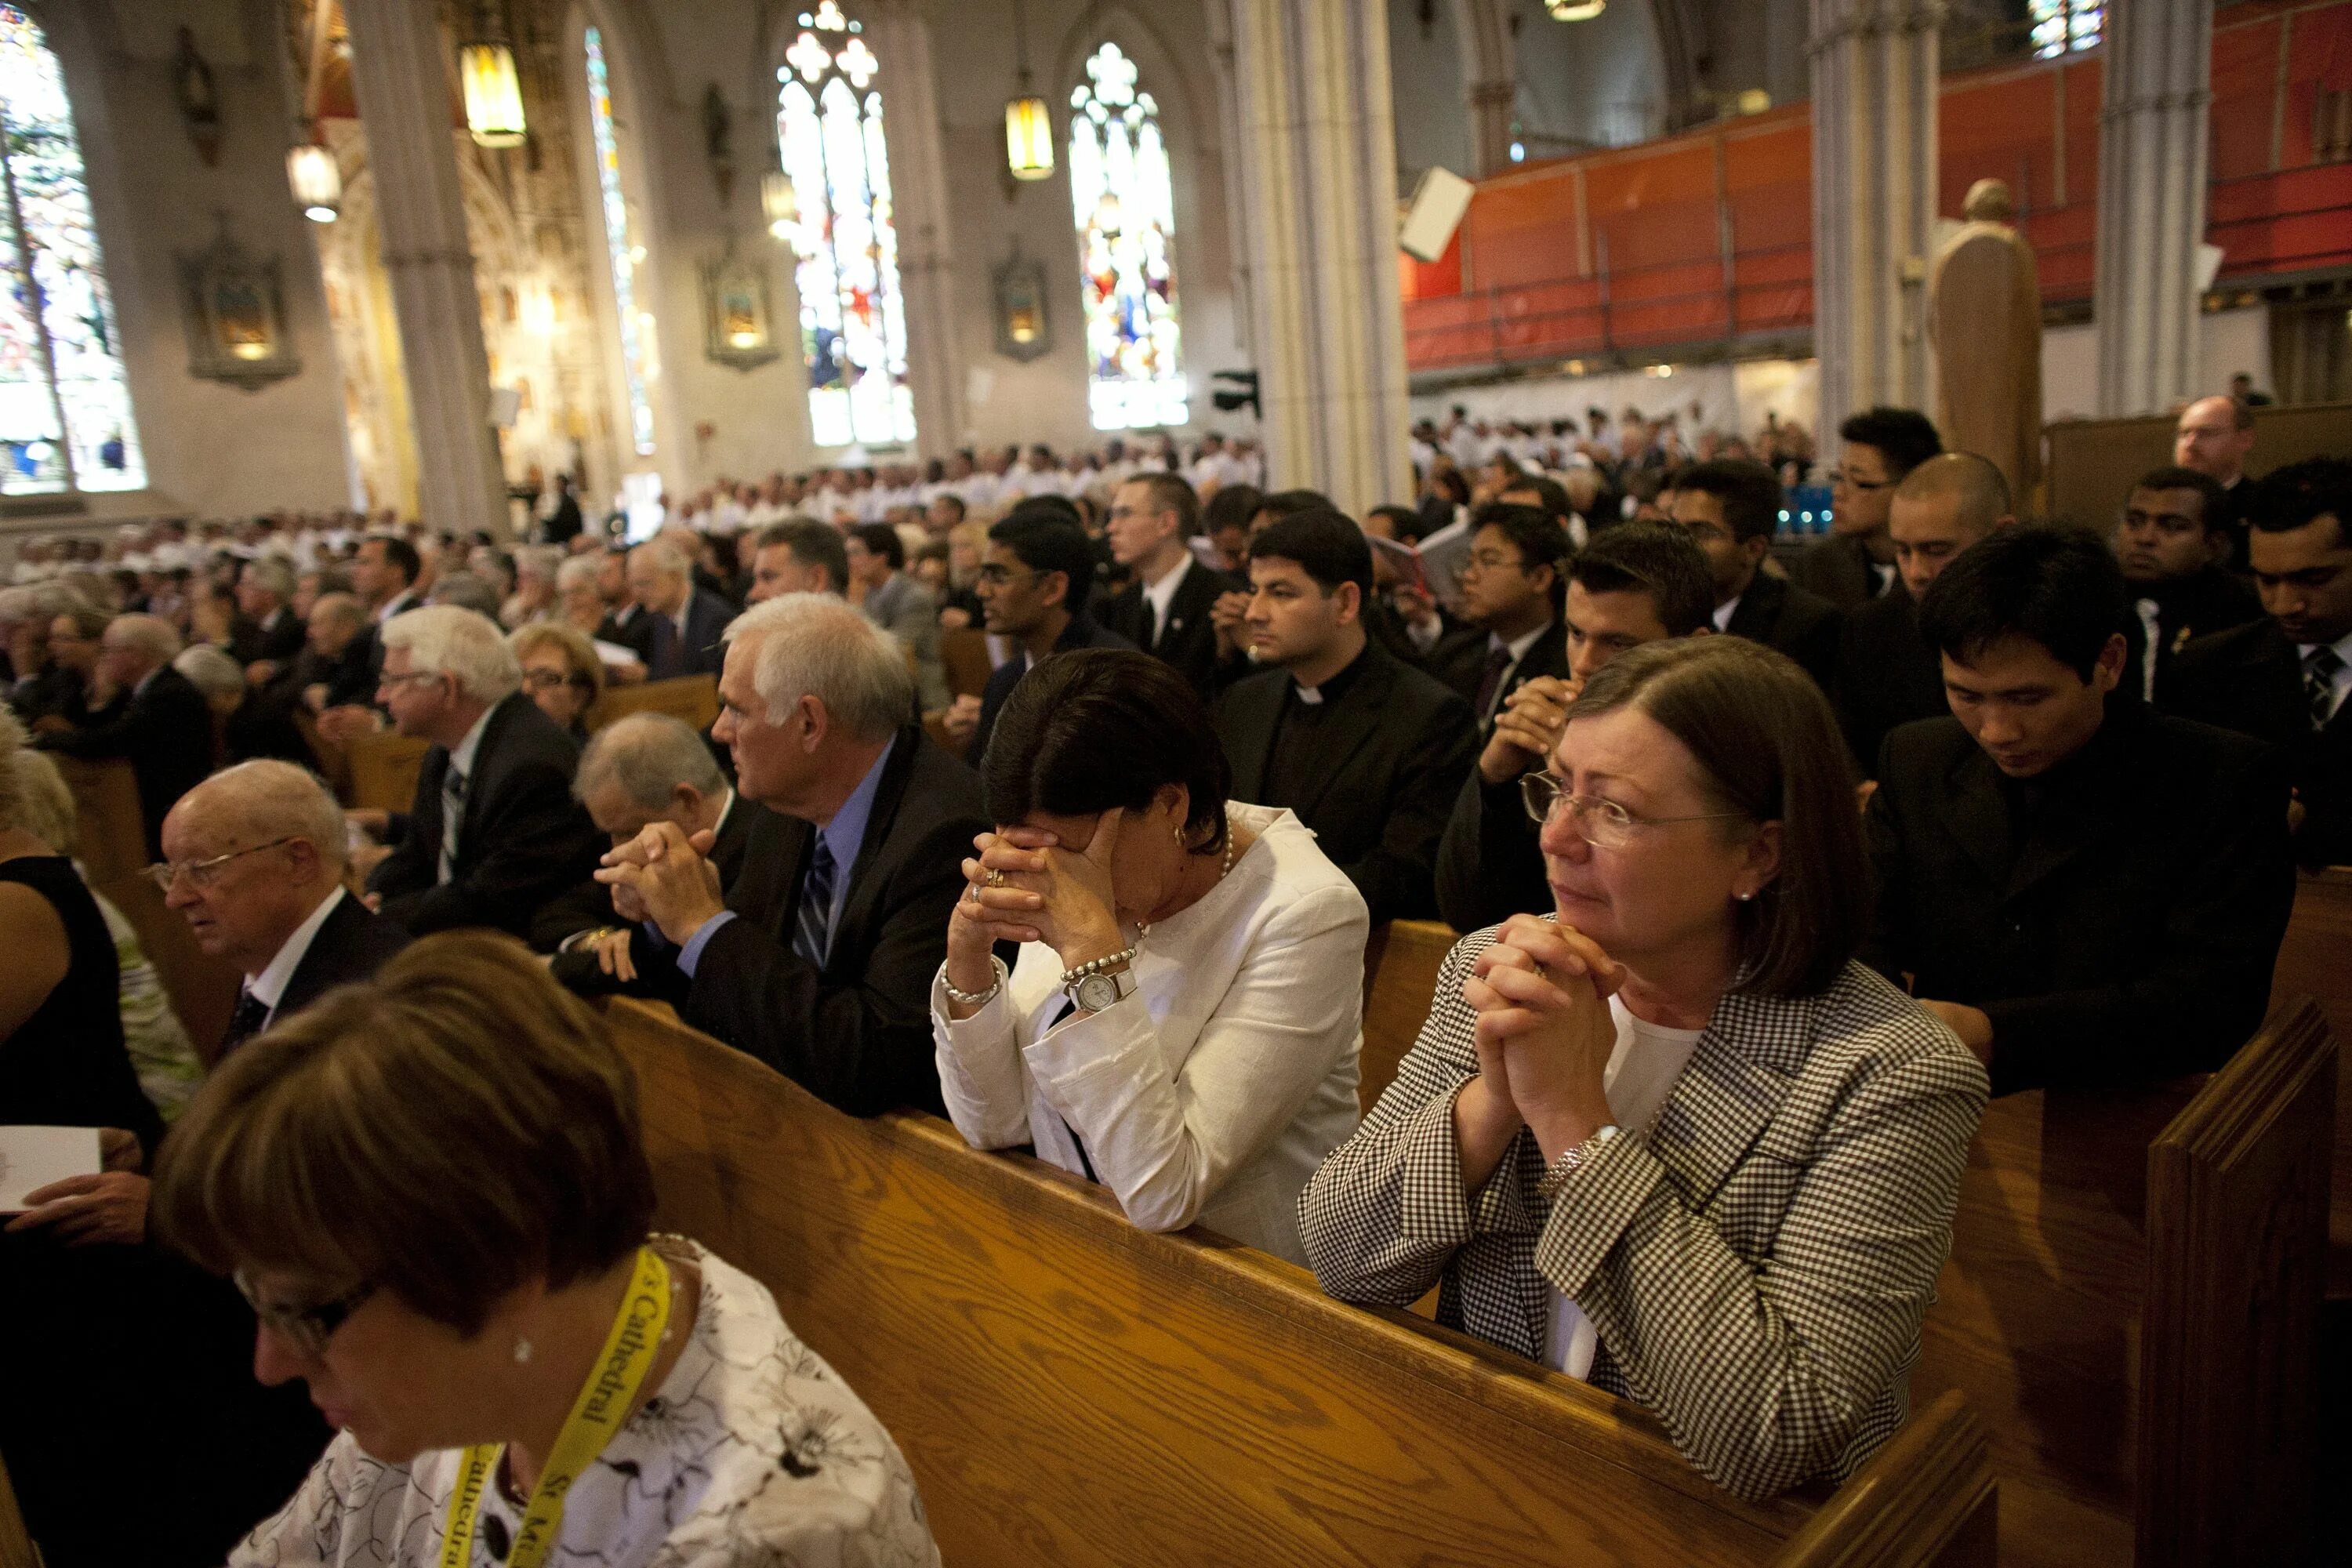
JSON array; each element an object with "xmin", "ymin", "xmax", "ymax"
[{"xmin": 1299, "ymin": 926, "xmax": 1989, "ymax": 1501}]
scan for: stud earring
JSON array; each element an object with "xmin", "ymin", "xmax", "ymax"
[
  {"xmin": 1735, "ymin": 891, "xmax": 1755, "ymax": 903},
  {"xmin": 512, "ymin": 1338, "xmax": 533, "ymax": 1364}
]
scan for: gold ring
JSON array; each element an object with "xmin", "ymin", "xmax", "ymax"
[{"xmin": 985, "ymin": 868, "xmax": 1006, "ymax": 887}]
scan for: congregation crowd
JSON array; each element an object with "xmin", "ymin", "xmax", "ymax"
[{"xmin": 1, "ymin": 395, "xmax": 2346, "ymax": 1563}]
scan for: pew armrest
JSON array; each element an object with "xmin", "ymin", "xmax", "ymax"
[{"xmin": 1767, "ymin": 1392, "xmax": 1995, "ymax": 1568}]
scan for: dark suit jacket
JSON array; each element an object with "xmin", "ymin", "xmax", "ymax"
[
  {"xmin": 546, "ymin": 793, "xmax": 779, "ymax": 989},
  {"xmin": 1789, "ymin": 532, "xmax": 1889, "ymax": 611},
  {"xmin": 367, "ymin": 693, "xmax": 604, "ymax": 937},
  {"xmin": 967, "ymin": 612, "xmax": 1134, "ymax": 764},
  {"xmin": 1095, "ymin": 557, "xmax": 1240, "ymax": 699},
  {"xmin": 1863, "ymin": 702, "xmax": 2294, "ymax": 1096},
  {"xmin": 2123, "ymin": 565, "xmax": 2266, "ymax": 703},
  {"xmin": 1217, "ymin": 642, "xmax": 1478, "ymax": 925},
  {"xmin": 1726, "ymin": 571, "xmax": 1843, "ymax": 691},
  {"xmin": 2172, "ymin": 619, "xmax": 2352, "ymax": 867},
  {"xmin": 597, "ymin": 607, "xmax": 659, "ymax": 664},
  {"xmin": 1835, "ymin": 583, "xmax": 1946, "ymax": 776},
  {"xmin": 644, "ymin": 587, "xmax": 736, "ymax": 681},
  {"xmin": 1431, "ymin": 624, "xmax": 1575, "ymax": 932},
  {"xmin": 676, "ymin": 728, "xmax": 987, "ymax": 1117},
  {"xmin": 34, "ymin": 665, "xmax": 213, "ymax": 858},
  {"xmin": 221, "ymin": 892, "xmax": 412, "ymax": 1054},
  {"xmin": 543, "ymin": 495, "xmax": 585, "ymax": 546},
  {"xmin": 252, "ymin": 608, "xmax": 308, "ymax": 666}
]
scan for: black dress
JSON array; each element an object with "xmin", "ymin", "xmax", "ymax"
[{"xmin": 0, "ymin": 853, "xmax": 328, "ymax": 1566}]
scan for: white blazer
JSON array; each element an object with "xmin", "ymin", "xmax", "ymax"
[{"xmin": 931, "ymin": 803, "xmax": 1367, "ymax": 1265}]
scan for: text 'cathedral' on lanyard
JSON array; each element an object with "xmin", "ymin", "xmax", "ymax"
[{"xmin": 441, "ymin": 1246, "xmax": 673, "ymax": 1568}]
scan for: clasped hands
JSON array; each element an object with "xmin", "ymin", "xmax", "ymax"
[
  {"xmin": 1457, "ymin": 916, "xmax": 1626, "ymax": 1164},
  {"xmin": 595, "ymin": 821, "xmax": 725, "ymax": 947},
  {"xmin": 1479, "ymin": 675, "xmax": 1581, "ymax": 785},
  {"xmin": 5, "ymin": 1128, "xmax": 149, "ymax": 1249},
  {"xmin": 944, "ymin": 810, "xmax": 1127, "ymax": 1004}
]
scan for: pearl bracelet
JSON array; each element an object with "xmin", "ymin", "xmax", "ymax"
[{"xmin": 1057, "ymin": 944, "xmax": 1139, "ymax": 988}]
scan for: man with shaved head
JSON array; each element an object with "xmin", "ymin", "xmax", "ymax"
[
  {"xmin": 2172, "ymin": 394, "xmax": 2258, "ymax": 569},
  {"xmin": 1836, "ymin": 452, "xmax": 2015, "ymax": 774},
  {"xmin": 33, "ymin": 612, "xmax": 214, "ymax": 856},
  {"xmin": 159, "ymin": 760, "xmax": 408, "ymax": 1053}
]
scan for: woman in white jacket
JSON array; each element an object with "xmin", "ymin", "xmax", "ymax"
[{"xmin": 933, "ymin": 648, "xmax": 1366, "ymax": 1264}]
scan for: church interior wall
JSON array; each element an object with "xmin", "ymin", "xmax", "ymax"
[
  {"xmin": 1387, "ymin": 0, "xmax": 1474, "ymax": 184},
  {"xmin": 1508, "ymin": 0, "xmax": 1670, "ymax": 153}
]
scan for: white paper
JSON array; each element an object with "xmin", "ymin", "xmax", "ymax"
[
  {"xmin": 1413, "ymin": 515, "xmax": 1475, "ymax": 613},
  {"xmin": 591, "ymin": 638, "xmax": 641, "ymax": 667},
  {"xmin": 0, "ymin": 1125, "xmax": 102, "ymax": 1213}
]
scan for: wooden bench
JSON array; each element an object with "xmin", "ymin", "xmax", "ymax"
[
  {"xmin": 344, "ymin": 731, "xmax": 432, "ymax": 815},
  {"xmin": 938, "ymin": 626, "xmax": 993, "ymax": 699},
  {"xmin": 601, "ymin": 997, "xmax": 1994, "ymax": 1568},
  {"xmin": 1913, "ymin": 1000, "xmax": 2336, "ymax": 1568},
  {"xmin": 48, "ymin": 754, "xmax": 147, "ymax": 885},
  {"xmin": 91, "ymin": 869, "xmax": 241, "ymax": 1062},
  {"xmin": 1359, "ymin": 919, "xmax": 1457, "ymax": 1115},
  {"xmin": 586, "ymin": 674, "xmax": 719, "ymax": 735},
  {"xmin": 2270, "ymin": 866, "xmax": 2352, "ymax": 1295}
]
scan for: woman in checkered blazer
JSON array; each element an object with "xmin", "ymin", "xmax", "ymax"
[{"xmin": 1300, "ymin": 637, "xmax": 1989, "ymax": 1501}]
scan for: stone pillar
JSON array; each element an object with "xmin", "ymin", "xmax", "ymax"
[
  {"xmin": 1807, "ymin": 0, "xmax": 1941, "ymax": 454},
  {"xmin": 867, "ymin": 0, "xmax": 965, "ymax": 461},
  {"xmin": 2094, "ymin": 0, "xmax": 2213, "ymax": 416},
  {"xmin": 1225, "ymin": 0, "xmax": 1413, "ymax": 517},
  {"xmin": 339, "ymin": 0, "xmax": 508, "ymax": 537}
]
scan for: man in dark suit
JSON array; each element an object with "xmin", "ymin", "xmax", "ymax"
[
  {"xmin": 1673, "ymin": 458, "xmax": 1842, "ymax": 691},
  {"xmin": 1434, "ymin": 522, "xmax": 1716, "ymax": 934},
  {"xmin": 1450, "ymin": 502, "xmax": 1572, "ymax": 732},
  {"xmin": 1214, "ymin": 509, "xmax": 1476, "ymax": 925},
  {"xmin": 2111, "ymin": 465, "xmax": 2267, "ymax": 706},
  {"xmin": 1791, "ymin": 406, "xmax": 1941, "ymax": 608},
  {"xmin": 364, "ymin": 606, "xmax": 603, "ymax": 937},
  {"xmin": 947, "ymin": 507, "xmax": 1133, "ymax": 764},
  {"xmin": 590, "ymin": 546, "xmax": 659, "ymax": 660},
  {"xmin": 539, "ymin": 473, "xmax": 586, "ymax": 546},
  {"xmin": 1838, "ymin": 452, "xmax": 2013, "ymax": 775},
  {"xmin": 158, "ymin": 760, "xmax": 410, "ymax": 1054},
  {"xmin": 2172, "ymin": 394, "xmax": 2259, "ymax": 571},
  {"xmin": 234, "ymin": 557, "xmax": 308, "ymax": 677},
  {"xmin": 1864, "ymin": 527, "xmax": 2294, "ymax": 1096},
  {"xmin": 33, "ymin": 613, "xmax": 214, "ymax": 858},
  {"xmin": 2243, "ymin": 457, "xmax": 2352, "ymax": 868},
  {"xmin": 628, "ymin": 539, "xmax": 735, "ymax": 680},
  {"xmin": 1095, "ymin": 470, "xmax": 1240, "ymax": 699},
  {"xmin": 596, "ymin": 594, "xmax": 985, "ymax": 1116}
]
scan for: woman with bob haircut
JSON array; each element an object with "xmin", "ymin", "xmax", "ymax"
[
  {"xmin": 154, "ymin": 931, "xmax": 939, "ymax": 1567},
  {"xmin": 934, "ymin": 648, "xmax": 1366, "ymax": 1265},
  {"xmin": 508, "ymin": 620, "xmax": 605, "ymax": 740},
  {"xmin": 1300, "ymin": 636, "xmax": 1987, "ymax": 1501}
]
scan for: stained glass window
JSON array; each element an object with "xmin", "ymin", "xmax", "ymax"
[
  {"xmin": 0, "ymin": 5, "xmax": 140, "ymax": 493},
  {"xmin": 2029, "ymin": 2, "xmax": 2103, "ymax": 60},
  {"xmin": 585, "ymin": 26, "xmax": 656, "ymax": 458},
  {"xmin": 1069, "ymin": 42, "xmax": 1185, "ymax": 431},
  {"xmin": 776, "ymin": 2, "xmax": 914, "ymax": 448}
]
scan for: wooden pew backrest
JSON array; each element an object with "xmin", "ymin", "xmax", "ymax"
[
  {"xmin": 587, "ymin": 674, "xmax": 719, "ymax": 735},
  {"xmin": 2269, "ymin": 867, "xmax": 2352, "ymax": 1296},
  {"xmin": 602, "ymin": 999, "xmax": 1993, "ymax": 1568},
  {"xmin": 92, "ymin": 869, "xmax": 239, "ymax": 1063},
  {"xmin": 938, "ymin": 626, "xmax": 992, "ymax": 699},
  {"xmin": 52, "ymin": 755, "xmax": 146, "ymax": 885},
  {"xmin": 346, "ymin": 733, "xmax": 431, "ymax": 815},
  {"xmin": 2136, "ymin": 998, "xmax": 2334, "ymax": 1568},
  {"xmin": 1359, "ymin": 919, "xmax": 1456, "ymax": 1115}
]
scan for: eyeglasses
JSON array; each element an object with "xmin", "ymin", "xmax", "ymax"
[
  {"xmin": 1519, "ymin": 772, "xmax": 1748, "ymax": 849},
  {"xmin": 521, "ymin": 667, "xmax": 586, "ymax": 691},
  {"xmin": 1828, "ymin": 470, "xmax": 1887, "ymax": 492},
  {"xmin": 975, "ymin": 564, "xmax": 1045, "ymax": 587},
  {"xmin": 234, "ymin": 1271, "xmax": 376, "ymax": 1359},
  {"xmin": 143, "ymin": 836, "xmax": 299, "ymax": 892},
  {"xmin": 377, "ymin": 670, "xmax": 447, "ymax": 694}
]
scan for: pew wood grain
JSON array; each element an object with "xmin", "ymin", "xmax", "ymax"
[
  {"xmin": 2268, "ymin": 867, "xmax": 2352, "ymax": 1296},
  {"xmin": 586, "ymin": 674, "xmax": 719, "ymax": 735}
]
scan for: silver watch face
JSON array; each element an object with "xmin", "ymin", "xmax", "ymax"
[{"xmin": 1074, "ymin": 972, "xmax": 1123, "ymax": 1012}]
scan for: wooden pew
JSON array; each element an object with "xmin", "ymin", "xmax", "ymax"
[
  {"xmin": 345, "ymin": 731, "xmax": 431, "ymax": 815},
  {"xmin": 2270, "ymin": 867, "xmax": 2352, "ymax": 1295},
  {"xmin": 0, "ymin": 1448, "xmax": 38, "ymax": 1568},
  {"xmin": 1913, "ymin": 1000, "xmax": 2336, "ymax": 1568},
  {"xmin": 938, "ymin": 626, "xmax": 993, "ymax": 698},
  {"xmin": 601, "ymin": 998, "xmax": 1995, "ymax": 1568},
  {"xmin": 586, "ymin": 673, "xmax": 719, "ymax": 735},
  {"xmin": 91, "ymin": 869, "xmax": 240, "ymax": 1062},
  {"xmin": 48, "ymin": 755, "xmax": 147, "ymax": 884},
  {"xmin": 1359, "ymin": 919, "xmax": 1457, "ymax": 1115}
]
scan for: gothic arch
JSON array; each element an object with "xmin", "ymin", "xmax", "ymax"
[{"xmin": 1048, "ymin": 2, "xmax": 1217, "ymax": 156}]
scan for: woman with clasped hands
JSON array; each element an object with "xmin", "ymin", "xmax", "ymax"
[
  {"xmin": 1299, "ymin": 637, "xmax": 1988, "ymax": 1501},
  {"xmin": 154, "ymin": 932, "xmax": 939, "ymax": 1567},
  {"xmin": 934, "ymin": 648, "xmax": 1367, "ymax": 1265}
]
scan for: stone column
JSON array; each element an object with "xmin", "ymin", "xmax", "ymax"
[
  {"xmin": 1807, "ymin": 0, "xmax": 1941, "ymax": 453},
  {"xmin": 867, "ymin": 0, "xmax": 965, "ymax": 461},
  {"xmin": 1225, "ymin": 0, "xmax": 1413, "ymax": 517},
  {"xmin": 2094, "ymin": 0, "xmax": 2213, "ymax": 416},
  {"xmin": 339, "ymin": 0, "xmax": 508, "ymax": 537}
]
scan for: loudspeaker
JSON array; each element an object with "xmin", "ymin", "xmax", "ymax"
[{"xmin": 1399, "ymin": 166, "xmax": 1474, "ymax": 263}]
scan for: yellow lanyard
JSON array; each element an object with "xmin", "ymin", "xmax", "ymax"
[{"xmin": 440, "ymin": 1246, "xmax": 673, "ymax": 1568}]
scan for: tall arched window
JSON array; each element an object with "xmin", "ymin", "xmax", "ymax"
[
  {"xmin": 0, "ymin": 5, "xmax": 140, "ymax": 492},
  {"xmin": 777, "ymin": 2, "xmax": 915, "ymax": 448},
  {"xmin": 585, "ymin": 24, "xmax": 656, "ymax": 458},
  {"xmin": 1069, "ymin": 42, "xmax": 1185, "ymax": 431}
]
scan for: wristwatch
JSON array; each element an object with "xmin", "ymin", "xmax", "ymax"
[{"xmin": 1060, "ymin": 946, "xmax": 1138, "ymax": 1014}]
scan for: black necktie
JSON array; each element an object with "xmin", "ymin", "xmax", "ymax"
[
  {"xmin": 1473, "ymin": 644, "xmax": 1515, "ymax": 724},
  {"xmin": 2307, "ymin": 646, "xmax": 2344, "ymax": 732},
  {"xmin": 437, "ymin": 765, "xmax": 468, "ymax": 886},
  {"xmin": 222, "ymin": 988, "xmax": 270, "ymax": 1054}
]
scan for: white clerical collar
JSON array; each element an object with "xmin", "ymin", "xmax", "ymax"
[{"xmin": 246, "ymin": 885, "xmax": 346, "ymax": 1010}]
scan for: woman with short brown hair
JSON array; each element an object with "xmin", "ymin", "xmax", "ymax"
[
  {"xmin": 156, "ymin": 931, "xmax": 938, "ymax": 1567},
  {"xmin": 508, "ymin": 621, "xmax": 605, "ymax": 740},
  {"xmin": 1301, "ymin": 636, "xmax": 1987, "ymax": 1501}
]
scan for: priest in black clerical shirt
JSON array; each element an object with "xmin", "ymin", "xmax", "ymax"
[
  {"xmin": 1863, "ymin": 528, "xmax": 2293, "ymax": 1098},
  {"xmin": 1214, "ymin": 510, "xmax": 1476, "ymax": 927}
]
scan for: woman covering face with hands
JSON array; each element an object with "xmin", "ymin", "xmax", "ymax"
[
  {"xmin": 1300, "ymin": 637, "xmax": 1988, "ymax": 1502},
  {"xmin": 934, "ymin": 649, "xmax": 1367, "ymax": 1265}
]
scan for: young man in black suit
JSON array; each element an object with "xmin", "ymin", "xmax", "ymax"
[
  {"xmin": 159, "ymin": 760, "xmax": 410, "ymax": 1055},
  {"xmin": 1837, "ymin": 452, "xmax": 2013, "ymax": 775},
  {"xmin": 1672, "ymin": 458, "xmax": 1843, "ymax": 691},
  {"xmin": 1863, "ymin": 527, "xmax": 2295, "ymax": 1097},
  {"xmin": 33, "ymin": 613, "xmax": 214, "ymax": 858},
  {"xmin": 946, "ymin": 506, "xmax": 1133, "ymax": 764},
  {"xmin": 1449, "ymin": 502, "xmax": 1572, "ymax": 729},
  {"xmin": 1433, "ymin": 521, "xmax": 1716, "ymax": 934},
  {"xmin": 1215, "ymin": 509, "xmax": 1478, "ymax": 926},
  {"xmin": 595, "ymin": 594, "xmax": 987, "ymax": 1117},
  {"xmin": 2241, "ymin": 458, "xmax": 2352, "ymax": 867},
  {"xmin": 1791, "ymin": 405, "xmax": 1942, "ymax": 608},
  {"xmin": 627, "ymin": 539, "xmax": 735, "ymax": 680},
  {"xmin": 364, "ymin": 606, "xmax": 604, "ymax": 937},
  {"xmin": 2109, "ymin": 465, "xmax": 2267, "ymax": 708},
  {"xmin": 1095, "ymin": 470, "xmax": 1239, "ymax": 699}
]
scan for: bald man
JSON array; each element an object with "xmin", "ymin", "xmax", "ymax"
[
  {"xmin": 1835, "ymin": 452, "xmax": 2014, "ymax": 775},
  {"xmin": 160, "ymin": 760, "xmax": 409, "ymax": 1054},
  {"xmin": 2172, "ymin": 394, "xmax": 2258, "ymax": 570}
]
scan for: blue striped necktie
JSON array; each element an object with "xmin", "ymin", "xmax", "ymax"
[{"xmin": 793, "ymin": 834, "xmax": 837, "ymax": 967}]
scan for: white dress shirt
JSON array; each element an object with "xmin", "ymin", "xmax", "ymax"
[
  {"xmin": 244, "ymin": 885, "xmax": 347, "ymax": 1029},
  {"xmin": 1140, "ymin": 553, "xmax": 1192, "ymax": 645},
  {"xmin": 931, "ymin": 803, "xmax": 1368, "ymax": 1265}
]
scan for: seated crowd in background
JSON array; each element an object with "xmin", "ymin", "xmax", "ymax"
[{"xmin": 0, "ymin": 395, "xmax": 2344, "ymax": 1563}]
